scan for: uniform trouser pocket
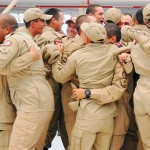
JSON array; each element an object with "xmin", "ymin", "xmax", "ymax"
[
  {"xmin": 70, "ymin": 128, "xmax": 83, "ymax": 150},
  {"xmin": 9, "ymin": 112, "xmax": 52, "ymax": 150},
  {"xmin": 0, "ymin": 130, "xmax": 11, "ymax": 148}
]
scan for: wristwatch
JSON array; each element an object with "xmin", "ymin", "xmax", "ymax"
[{"xmin": 85, "ymin": 89, "xmax": 91, "ymax": 98}]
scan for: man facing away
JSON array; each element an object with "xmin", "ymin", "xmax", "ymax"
[{"xmin": 52, "ymin": 22, "xmax": 127, "ymax": 150}]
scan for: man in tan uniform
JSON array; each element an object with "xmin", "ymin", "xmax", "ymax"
[
  {"xmin": 104, "ymin": 9, "xmax": 135, "ymax": 150},
  {"xmin": 121, "ymin": 8, "xmax": 148, "ymax": 150},
  {"xmin": 129, "ymin": 4, "xmax": 150, "ymax": 150},
  {"xmin": 0, "ymin": 14, "xmax": 43, "ymax": 150},
  {"xmin": 0, "ymin": 14, "xmax": 17, "ymax": 150},
  {"xmin": 70, "ymin": 23, "xmax": 131, "ymax": 150},
  {"xmin": 35, "ymin": 8, "xmax": 68, "ymax": 150},
  {"xmin": 60, "ymin": 15, "xmax": 97, "ymax": 148},
  {"xmin": 52, "ymin": 22, "xmax": 127, "ymax": 150},
  {"xmin": 65, "ymin": 17, "xmax": 77, "ymax": 38},
  {"xmin": 0, "ymin": 8, "xmax": 54, "ymax": 150}
]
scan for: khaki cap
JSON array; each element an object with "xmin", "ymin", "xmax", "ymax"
[
  {"xmin": 66, "ymin": 16, "xmax": 77, "ymax": 24},
  {"xmin": 24, "ymin": 8, "xmax": 52, "ymax": 22},
  {"xmin": 104, "ymin": 8, "xmax": 122, "ymax": 24},
  {"xmin": 121, "ymin": 25, "xmax": 134, "ymax": 42},
  {"xmin": 143, "ymin": 3, "xmax": 150, "ymax": 20},
  {"xmin": 81, "ymin": 22, "xmax": 106, "ymax": 42}
]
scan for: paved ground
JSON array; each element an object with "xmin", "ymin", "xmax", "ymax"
[{"xmin": 49, "ymin": 134, "xmax": 65, "ymax": 150}]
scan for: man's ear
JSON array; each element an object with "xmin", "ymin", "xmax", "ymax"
[
  {"xmin": 111, "ymin": 35, "xmax": 117, "ymax": 43},
  {"xmin": 89, "ymin": 13, "xmax": 93, "ymax": 16},
  {"xmin": 5, "ymin": 26, "xmax": 12, "ymax": 34},
  {"xmin": 30, "ymin": 21, "xmax": 36, "ymax": 28},
  {"xmin": 51, "ymin": 17, "xmax": 56, "ymax": 24},
  {"xmin": 84, "ymin": 36, "xmax": 90, "ymax": 44}
]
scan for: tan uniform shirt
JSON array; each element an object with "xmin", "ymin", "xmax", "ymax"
[
  {"xmin": 132, "ymin": 24, "xmax": 149, "ymax": 32},
  {"xmin": 0, "ymin": 27, "xmax": 54, "ymax": 113},
  {"xmin": 131, "ymin": 32, "xmax": 150, "ymax": 76},
  {"xmin": 35, "ymin": 26, "xmax": 63, "ymax": 47},
  {"xmin": 53, "ymin": 43, "xmax": 126, "ymax": 120},
  {"xmin": 61, "ymin": 35, "xmax": 85, "ymax": 64}
]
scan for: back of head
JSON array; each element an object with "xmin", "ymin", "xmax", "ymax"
[
  {"xmin": 104, "ymin": 8, "xmax": 122, "ymax": 25},
  {"xmin": 135, "ymin": 8, "xmax": 144, "ymax": 24},
  {"xmin": 105, "ymin": 23, "xmax": 121, "ymax": 42},
  {"xmin": 75, "ymin": 15, "xmax": 90, "ymax": 35},
  {"xmin": 0, "ymin": 14, "xmax": 18, "ymax": 31},
  {"xmin": 86, "ymin": 4, "xmax": 101, "ymax": 15},
  {"xmin": 44, "ymin": 8, "xmax": 61, "ymax": 25},
  {"xmin": 81, "ymin": 22, "xmax": 106, "ymax": 43}
]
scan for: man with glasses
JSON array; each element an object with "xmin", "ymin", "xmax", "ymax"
[{"xmin": 0, "ymin": 8, "xmax": 54, "ymax": 150}]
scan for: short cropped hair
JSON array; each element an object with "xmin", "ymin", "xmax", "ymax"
[
  {"xmin": 44, "ymin": 8, "xmax": 61, "ymax": 25},
  {"xmin": 75, "ymin": 15, "xmax": 90, "ymax": 35},
  {"xmin": 105, "ymin": 23, "xmax": 121, "ymax": 42},
  {"xmin": 135, "ymin": 8, "xmax": 144, "ymax": 24},
  {"xmin": 86, "ymin": 4, "xmax": 102, "ymax": 15}
]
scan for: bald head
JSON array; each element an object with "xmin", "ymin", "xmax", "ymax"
[
  {"xmin": 0, "ymin": 14, "xmax": 18, "ymax": 31},
  {"xmin": 0, "ymin": 14, "xmax": 18, "ymax": 43}
]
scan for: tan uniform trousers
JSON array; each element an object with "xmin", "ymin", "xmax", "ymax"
[
  {"xmin": 134, "ymin": 76, "xmax": 150, "ymax": 150},
  {"xmin": 110, "ymin": 135, "xmax": 125, "ymax": 150},
  {"xmin": 70, "ymin": 118, "xmax": 114, "ymax": 150},
  {"xmin": 110, "ymin": 74, "xmax": 133, "ymax": 150},
  {"xmin": 9, "ymin": 111, "xmax": 53, "ymax": 150},
  {"xmin": 0, "ymin": 124, "xmax": 13, "ymax": 150},
  {"xmin": 44, "ymin": 78, "xmax": 68, "ymax": 149},
  {"xmin": 61, "ymin": 82, "xmax": 77, "ymax": 146}
]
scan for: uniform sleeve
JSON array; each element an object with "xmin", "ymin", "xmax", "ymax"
[
  {"xmin": 0, "ymin": 38, "xmax": 34, "ymax": 75},
  {"xmin": 90, "ymin": 61, "xmax": 127, "ymax": 105},
  {"xmin": 52, "ymin": 55, "xmax": 76, "ymax": 83},
  {"xmin": 137, "ymin": 34, "xmax": 150, "ymax": 55}
]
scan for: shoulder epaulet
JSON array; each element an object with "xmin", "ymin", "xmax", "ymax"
[{"xmin": 115, "ymin": 42, "xmax": 123, "ymax": 48}]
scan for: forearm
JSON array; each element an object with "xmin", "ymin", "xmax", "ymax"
[
  {"xmin": 0, "ymin": 52, "xmax": 34, "ymax": 75},
  {"xmin": 52, "ymin": 59, "xmax": 75, "ymax": 83}
]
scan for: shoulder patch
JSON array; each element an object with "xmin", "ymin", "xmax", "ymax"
[
  {"xmin": 120, "ymin": 79, "xmax": 127, "ymax": 88},
  {"xmin": 115, "ymin": 42, "xmax": 123, "ymax": 48},
  {"xmin": 54, "ymin": 38, "xmax": 62, "ymax": 45},
  {"xmin": 3, "ymin": 40, "xmax": 12, "ymax": 46}
]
